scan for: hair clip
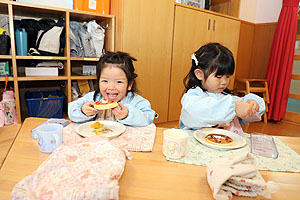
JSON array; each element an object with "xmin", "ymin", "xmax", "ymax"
[{"xmin": 191, "ymin": 53, "xmax": 198, "ymax": 66}]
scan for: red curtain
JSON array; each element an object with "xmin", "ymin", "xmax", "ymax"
[{"xmin": 265, "ymin": 0, "xmax": 300, "ymax": 121}]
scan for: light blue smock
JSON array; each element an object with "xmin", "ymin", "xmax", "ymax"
[
  {"xmin": 68, "ymin": 91, "xmax": 155, "ymax": 127},
  {"xmin": 179, "ymin": 86, "xmax": 265, "ymax": 129}
]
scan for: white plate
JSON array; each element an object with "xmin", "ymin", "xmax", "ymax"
[
  {"xmin": 193, "ymin": 128, "xmax": 247, "ymax": 150},
  {"xmin": 76, "ymin": 120, "xmax": 126, "ymax": 139}
]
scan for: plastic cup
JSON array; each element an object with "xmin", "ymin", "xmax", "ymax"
[
  {"xmin": 162, "ymin": 129, "xmax": 189, "ymax": 159},
  {"xmin": 37, "ymin": 123, "xmax": 63, "ymax": 153}
]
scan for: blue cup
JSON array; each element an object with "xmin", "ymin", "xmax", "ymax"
[
  {"xmin": 37, "ymin": 123, "xmax": 63, "ymax": 153},
  {"xmin": 15, "ymin": 28, "xmax": 28, "ymax": 56}
]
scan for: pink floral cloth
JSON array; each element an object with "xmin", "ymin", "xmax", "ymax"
[
  {"xmin": 11, "ymin": 140, "xmax": 126, "ymax": 200},
  {"xmin": 206, "ymin": 152, "xmax": 279, "ymax": 200},
  {"xmin": 63, "ymin": 123, "xmax": 156, "ymax": 152},
  {"xmin": 223, "ymin": 116, "xmax": 244, "ymax": 134}
]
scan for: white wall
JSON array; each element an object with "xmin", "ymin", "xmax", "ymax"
[{"xmin": 239, "ymin": 0, "xmax": 282, "ymax": 23}]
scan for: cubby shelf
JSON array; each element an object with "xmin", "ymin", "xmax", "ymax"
[{"xmin": 0, "ymin": 1, "xmax": 115, "ymax": 122}]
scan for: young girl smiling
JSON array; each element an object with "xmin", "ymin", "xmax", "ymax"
[{"xmin": 68, "ymin": 51, "xmax": 155, "ymax": 127}]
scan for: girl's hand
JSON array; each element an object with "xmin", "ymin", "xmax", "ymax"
[
  {"xmin": 81, "ymin": 101, "xmax": 98, "ymax": 116},
  {"xmin": 247, "ymin": 99, "xmax": 260, "ymax": 114},
  {"xmin": 112, "ymin": 103, "xmax": 128, "ymax": 120},
  {"xmin": 235, "ymin": 101, "xmax": 254, "ymax": 118}
]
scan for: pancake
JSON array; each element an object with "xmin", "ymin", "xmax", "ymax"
[
  {"xmin": 204, "ymin": 133, "xmax": 234, "ymax": 146},
  {"xmin": 94, "ymin": 98, "xmax": 118, "ymax": 110}
]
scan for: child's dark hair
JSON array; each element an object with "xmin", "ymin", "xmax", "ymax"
[
  {"xmin": 183, "ymin": 43, "xmax": 235, "ymax": 94},
  {"xmin": 93, "ymin": 51, "xmax": 138, "ymax": 101}
]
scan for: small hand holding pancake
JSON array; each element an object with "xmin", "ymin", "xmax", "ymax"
[
  {"xmin": 82, "ymin": 101, "xmax": 98, "ymax": 116},
  {"xmin": 112, "ymin": 103, "xmax": 128, "ymax": 120},
  {"xmin": 94, "ymin": 98, "xmax": 118, "ymax": 110}
]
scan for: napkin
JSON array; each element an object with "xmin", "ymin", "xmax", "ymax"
[
  {"xmin": 11, "ymin": 140, "xmax": 126, "ymax": 200},
  {"xmin": 206, "ymin": 152, "xmax": 279, "ymax": 200},
  {"xmin": 63, "ymin": 122, "xmax": 156, "ymax": 152}
]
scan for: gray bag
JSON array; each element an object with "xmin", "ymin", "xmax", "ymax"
[{"xmin": 70, "ymin": 21, "xmax": 96, "ymax": 57}]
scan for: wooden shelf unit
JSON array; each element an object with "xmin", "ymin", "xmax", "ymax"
[{"xmin": 0, "ymin": 1, "xmax": 115, "ymax": 122}]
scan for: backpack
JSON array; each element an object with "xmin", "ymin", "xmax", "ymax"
[{"xmin": 29, "ymin": 18, "xmax": 65, "ymax": 56}]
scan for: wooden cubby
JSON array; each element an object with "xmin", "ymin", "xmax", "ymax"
[{"xmin": 0, "ymin": 1, "xmax": 115, "ymax": 122}]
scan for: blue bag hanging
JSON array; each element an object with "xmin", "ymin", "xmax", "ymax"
[{"xmin": 15, "ymin": 28, "xmax": 28, "ymax": 56}]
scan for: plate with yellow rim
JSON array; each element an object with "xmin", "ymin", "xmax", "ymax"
[
  {"xmin": 76, "ymin": 120, "xmax": 126, "ymax": 139},
  {"xmin": 193, "ymin": 128, "xmax": 247, "ymax": 150}
]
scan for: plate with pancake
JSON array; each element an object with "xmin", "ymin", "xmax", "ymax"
[
  {"xmin": 76, "ymin": 120, "xmax": 126, "ymax": 139},
  {"xmin": 193, "ymin": 128, "xmax": 246, "ymax": 150}
]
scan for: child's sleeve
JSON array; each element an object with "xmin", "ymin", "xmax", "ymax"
[
  {"xmin": 180, "ymin": 89, "xmax": 236, "ymax": 129},
  {"xmin": 118, "ymin": 94, "xmax": 155, "ymax": 127},
  {"xmin": 68, "ymin": 92, "xmax": 96, "ymax": 123},
  {"xmin": 233, "ymin": 93, "xmax": 266, "ymax": 125}
]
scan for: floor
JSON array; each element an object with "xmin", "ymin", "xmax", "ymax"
[{"xmin": 155, "ymin": 120, "xmax": 300, "ymax": 137}]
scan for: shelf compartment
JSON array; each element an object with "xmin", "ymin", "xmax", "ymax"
[
  {"xmin": 16, "ymin": 59, "xmax": 67, "ymax": 77},
  {"xmin": 71, "ymin": 60, "xmax": 97, "ymax": 77},
  {"xmin": 12, "ymin": 4, "xmax": 67, "ymax": 58},
  {"xmin": 211, "ymin": 0, "xmax": 232, "ymax": 6},
  {"xmin": 69, "ymin": 11, "xmax": 115, "ymax": 53},
  {"xmin": 0, "ymin": 80, "xmax": 14, "ymax": 99},
  {"xmin": 18, "ymin": 80, "xmax": 68, "ymax": 121},
  {"xmin": 0, "ymin": 4, "xmax": 10, "ymax": 56},
  {"xmin": 0, "ymin": 60, "xmax": 13, "ymax": 77}
]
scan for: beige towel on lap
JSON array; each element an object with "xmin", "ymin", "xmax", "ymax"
[{"xmin": 206, "ymin": 152, "xmax": 279, "ymax": 200}]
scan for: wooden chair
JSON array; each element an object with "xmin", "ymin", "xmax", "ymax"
[{"xmin": 234, "ymin": 79, "xmax": 270, "ymax": 123}]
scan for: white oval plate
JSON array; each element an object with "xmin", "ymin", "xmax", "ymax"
[
  {"xmin": 193, "ymin": 128, "xmax": 247, "ymax": 150},
  {"xmin": 76, "ymin": 120, "xmax": 126, "ymax": 139}
]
